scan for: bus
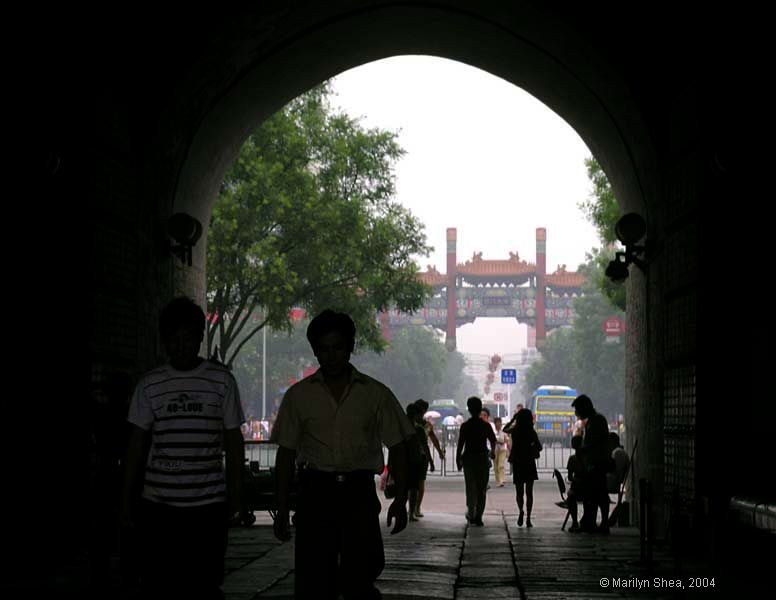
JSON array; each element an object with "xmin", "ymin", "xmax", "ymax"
[
  {"xmin": 527, "ymin": 385, "xmax": 578, "ymax": 446},
  {"xmin": 428, "ymin": 398, "xmax": 462, "ymax": 420}
]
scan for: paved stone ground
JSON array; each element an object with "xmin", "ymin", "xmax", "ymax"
[
  {"xmin": 222, "ymin": 476, "xmax": 724, "ymax": 599},
  {"xmin": 8, "ymin": 470, "xmax": 767, "ymax": 599}
]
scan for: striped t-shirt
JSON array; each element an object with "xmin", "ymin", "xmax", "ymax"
[{"xmin": 128, "ymin": 359, "xmax": 245, "ymax": 507}]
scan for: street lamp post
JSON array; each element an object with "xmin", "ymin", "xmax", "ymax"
[{"xmin": 262, "ymin": 324, "xmax": 267, "ymax": 420}]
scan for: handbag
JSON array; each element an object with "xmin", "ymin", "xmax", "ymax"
[{"xmin": 531, "ymin": 442, "xmax": 541, "ymax": 460}]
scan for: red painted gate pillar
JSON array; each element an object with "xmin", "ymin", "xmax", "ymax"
[
  {"xmin": 536, "ymin": 228, "xmax": 546, "ymax": 345},
  {"xmin": 445, "ymin": 228, "xmax": 457, "ymax": 351},
  {"xmin": 379, "ymin": 309, "xmax": 392, "ymax": 343}
]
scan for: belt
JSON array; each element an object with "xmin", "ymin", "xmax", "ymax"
[{"xmin": 299, "ymin": 468, "xmax": 375, "ymax": 483}]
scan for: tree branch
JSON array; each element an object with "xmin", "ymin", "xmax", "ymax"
[
  {"xmin": 227, "ymin": 316, "xmax": 270, "ymax": 368},
  {"xmin": 230, "ymin": 298, "xmax": 260, "ymax": 342},
  {"xmin": 217, "ymin": 284, "xmax": 230, "ymax": 362},
  {"xmin": 224, "ymin": 288, "xmax": 253, "ymax": 342},
  {"xmin": 298, "ymin": 271, "xmax": 364, "ymax": 298},
  {"xmin": 206, "ymin": 287, "xmax": 223, "ymax": 356}
]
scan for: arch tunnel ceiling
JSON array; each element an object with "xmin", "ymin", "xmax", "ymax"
[
  {"xmin": 30, "ymin": 1, "xmax": 719, "ymax": 301},
  {"xmin": 80, "ymin": 1, "xmax": 696, "ymax": 246},
  {"xmin": 172, "ymin": 6, "xmax": 656, "ymax": 233}
]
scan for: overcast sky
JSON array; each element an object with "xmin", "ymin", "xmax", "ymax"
[{"xmin": 330, "ymin": 56, "xmax": 601, "ymax": 357}]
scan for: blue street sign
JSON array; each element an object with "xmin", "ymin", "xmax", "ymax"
[{"xmin": 501, "ymin": 369, "xmax": 517, "ymax": 384}]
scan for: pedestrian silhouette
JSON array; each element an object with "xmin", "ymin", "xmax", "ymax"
[
  {"xmin": 572, "ymin": 394, "xmax": 611, "ymax": 533},
  {"xmin": 504, "ymin": 408, "xmax": 542, "ymax": 527},
  {"xmin": 405, "ymin": 402, "xmax": 426, "ymax": 521},
  {"xmin": 456, "ymin": 396, "xmax": 497, "ymax": 526},
  {"xmin": 120, "ymin": 296, "xmax": 247, "ymax": 600},
  {"xmin": 270, "ymin": 309, "xmax": 414, "ymax": 599},
  {"xmin": 566, "ymin": 432, "xmax": 585, "ymax": 531},
  {"xmin": 412, "ymin": 399, "xmax": 445, "ymax": 518},
  {"xmin": 493, "ymin": 417, "xmax": 510, "ymax": 487}
]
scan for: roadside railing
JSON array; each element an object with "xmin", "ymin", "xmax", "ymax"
[
  {"xmin": 244, "ymin": 440, "xmax": 278, "ymax": 470},
  {"xmin": 430, "ymin": 427, "xmax": 573, "ymax": 476},
  {"xmin": 249, "ymin": 431, "xmax": 573, "ymax": 476},
  {"xmin": 535, "ymin": 445, "xmax": 572, "ymax": 471}
]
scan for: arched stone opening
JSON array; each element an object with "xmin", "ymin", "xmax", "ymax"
[
  {"xmin": 158, "ymin": 2, "xmax": 661, "ymax": 528},
  {"xmin": 22, "ymin": 3, "xmax": 745, "ymax": 589},
  {"xmin": 167, "ymin": 5, "xmax": 656, "ymax": 288}
]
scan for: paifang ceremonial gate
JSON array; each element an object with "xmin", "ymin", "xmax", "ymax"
[{"xmin": 382, "ymin": 227, "xmax": 586, "ymax": 351}]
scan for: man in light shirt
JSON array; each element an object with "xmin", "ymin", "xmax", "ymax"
[{"xmin": 271, "ymin": 310, "xmax": 413, "ymax": 600}]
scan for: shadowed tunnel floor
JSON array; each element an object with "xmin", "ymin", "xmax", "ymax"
[{"xmin": 223, "ymin": 478, "xmax": 721, "ymax": 599}]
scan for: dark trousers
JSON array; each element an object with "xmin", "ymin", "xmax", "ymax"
[
  {"xmin": 137, "ymin": 499, "xmax": 228, "ymax": 600},
  {"xmin": 581, "ymin": 467, "xmax": 609, "ymax": 529},
  {"xmin": 462, "ymin": 453, "xmax": 490, "ymax": 521},
  {"xmin": 295, "ymin": 470, "xmax": 384, "ymax": 600}
]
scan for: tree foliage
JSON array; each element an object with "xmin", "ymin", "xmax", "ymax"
[
  {"xmin": 436, "ymin": 349, "xmax": 480, "ymax": 403},
  {"xmin": 521, "ymin": 254, "xmax": 626, "ymax": 420},
  {"xmin": 578, "ymin": 157, "xmax": 625, "ymax": 310},
  {"xmin": 207, "ymin": 84, "xmax": 432, "ymax": 366},
  {"xmin": 571, "ymin": 258, "xmax": 626, "ymax": 417},
  {"xmin": 353, "ymin": 326, "xmax": 477, "ymax": 407},
  {"xmin": 586, "ymin": 247, "xmax": 626, "ymax": 312},
  {"xmin": 522, "ymin": 327, "xmax": 578, "ymax": 395},
  {"xmin": 579, "ymin": 157, "xmax": 620, "ymax": 246},
  {"xmin": 230, "ymin": 319, "xmax": 315, "ymax": 419},
  {"xmin": 230, "ymin": 320, "xmax": 478, "ymax": 417}
]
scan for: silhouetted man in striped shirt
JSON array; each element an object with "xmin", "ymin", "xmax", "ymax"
[{"xmin": 121, "ymin": 296, "xmax": 246, "ymax": 600}]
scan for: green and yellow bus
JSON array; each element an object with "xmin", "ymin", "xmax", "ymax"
[{"xmin": 527, "ymin": 385, "xmax": 578, "ymax": 446}]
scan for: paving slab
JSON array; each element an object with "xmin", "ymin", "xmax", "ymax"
[
  {"xmin": 455, "ymin": 587, "xmax": 525, "ymax": 599},
  {"xmin": 376, "ymin": 579, "xmax": 455, "ymax": 599}
]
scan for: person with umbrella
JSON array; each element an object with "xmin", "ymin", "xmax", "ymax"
[{"xmin": 441, "ymin": 414, "xmax": 458, "ymax": 455}]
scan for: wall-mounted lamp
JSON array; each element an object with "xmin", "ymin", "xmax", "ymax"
[
  {"xmin": 605, "ymin": 213, "xmax": 650, "ymax": 283},
  {"xmin": 167, "ymin": 212, "xmax": 203, "ymax": 266}
]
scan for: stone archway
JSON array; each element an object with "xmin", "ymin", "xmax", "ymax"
[
  {"xmin": 21, "ymin": 3, "xmax": 724, "ymax": 579},
  {"xmin": 156, "ymin": 1, "xmax": 665, "ymax": 528},
  {"xmin": 141, "ymin": 2, "xmax": 664, "ymax": 520},
  {"xmin": 166, "ymin": 5, "xmax": 657, "ymax": 285}
]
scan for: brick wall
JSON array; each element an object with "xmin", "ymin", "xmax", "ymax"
[{"xmin": 660, "ymin": 90, "xmax": 701, "ymax": 536}]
